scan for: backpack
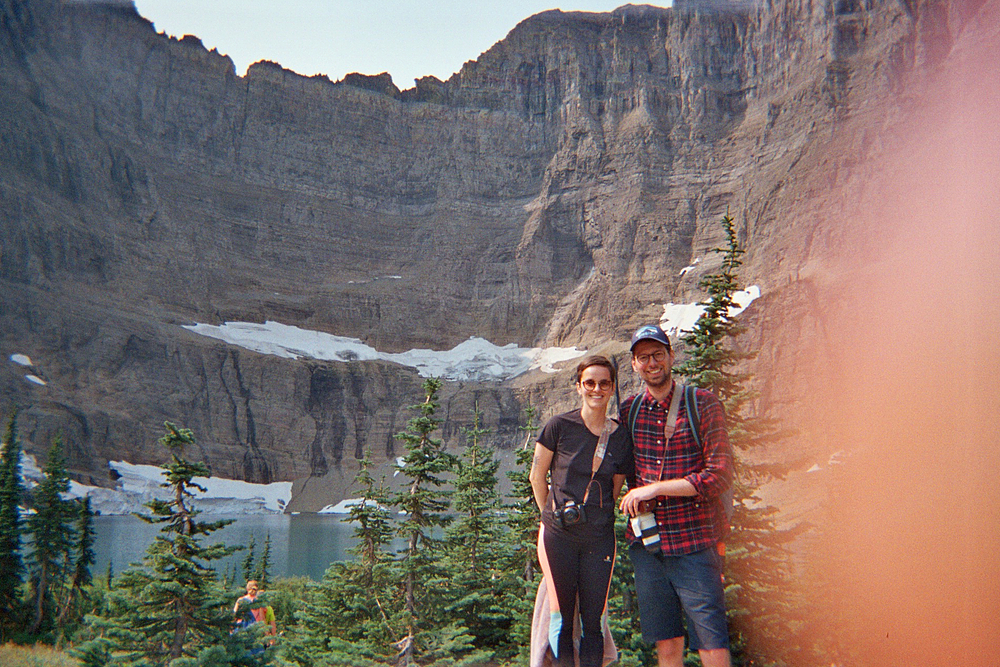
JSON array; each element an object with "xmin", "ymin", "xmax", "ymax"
[
  {"xmin": 626, "ymin": 384, "xmax": 734, "ymax": 529},
  {"xmin": 234, "ymin": 604, "xmax": 257, "ymax": 631},
  {"xmin": 233, "ymin": 602, "xmax": 267, "ymax": 656}
]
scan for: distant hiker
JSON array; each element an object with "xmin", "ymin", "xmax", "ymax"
[
  {"xmin": 234, "ymin": 579, "xmax": 277, "ymax": 643},
  {"xmin": 529, "ymin": 355, "xmax": 633, "ymax": 667},
  {"xmin": 618, "ymin": 325, "xmax": 734, "ymax": 667}
]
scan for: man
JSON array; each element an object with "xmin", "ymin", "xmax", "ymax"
[
  {"xmin": 234, "ymin": 579, "xmax": 277, "ymax": 643},
  {"xmin": 618, "ymin": 324, "xmax": 734, "ymax": 667}
]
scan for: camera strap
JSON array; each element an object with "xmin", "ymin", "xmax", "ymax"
[
  {"xmin": 640, "ymin": 382, "xmax": 684, "ymax": 485},
  {"xmin": 582, "ymin": 418, "xmax": 614, "ymax": 507}
]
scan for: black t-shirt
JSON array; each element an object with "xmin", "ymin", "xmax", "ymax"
[{"xmin": 537, "ymin": 409, "xmax": 633, "ymax": 542}]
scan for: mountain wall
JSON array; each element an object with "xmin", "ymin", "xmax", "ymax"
[{"xmin": 0, "ymin": 0, "xmax": 990, "ymax": 508}]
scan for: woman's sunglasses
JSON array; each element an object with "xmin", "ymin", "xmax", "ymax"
[{"xmin": 580, "ymin": 379, "xmax": 613, "ymax": 391}]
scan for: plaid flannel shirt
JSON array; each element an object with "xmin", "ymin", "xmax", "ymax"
[{"xmin": 621, "ymin": 383, "xmax": 733, "ymax": 555}]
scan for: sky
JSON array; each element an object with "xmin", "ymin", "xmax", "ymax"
[{"xmin": 131, "ymin": 1, "xmax": 662, "ymax": 89}]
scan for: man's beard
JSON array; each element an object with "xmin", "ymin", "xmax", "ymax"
[{"xmin": 645, "ymin": 370, "xmax": 670, "ymax": 389}]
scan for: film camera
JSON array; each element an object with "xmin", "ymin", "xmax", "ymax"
[{"xmin": 553, "ymin": 499, "xmax": 587, "ymax": 528}]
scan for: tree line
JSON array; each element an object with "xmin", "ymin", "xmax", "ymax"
[
  {"xmin": 0, "ymin": 214, "xmax": 841, "ymax": 666},
  {"xmin": 1, "ymin": 423, "xmax": 97, "ymax": 643}
]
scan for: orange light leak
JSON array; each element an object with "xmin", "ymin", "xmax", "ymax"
[{"xmin": 790, "ymin": 16, "xmax": 1000, "ymax": 667}]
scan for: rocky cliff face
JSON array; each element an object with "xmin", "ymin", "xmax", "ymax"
[{"xmin": 0, "ymin": 0, "xmax": 991, "ymax": 508}]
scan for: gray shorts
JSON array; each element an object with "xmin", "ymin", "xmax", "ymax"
[{"xmin": 629, "ymin": 544, "xmax": 729, "ymax": 651}]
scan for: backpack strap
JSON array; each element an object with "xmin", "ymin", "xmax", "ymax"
[
  {"xmin": 628, "ymin": 384, "xmax": 683, "ymax": 446},
  {"xmin": 627, "ymin": 393, "xmax": 643, "ymax": 440},
  {"xmin": 685, "ymin": 385, "xmax": 735, "ymax": 526},
  {"xmin": 663, "ymin": 383, "xmax": 684, "ymax": 443},
  {"xmin": 683, "ymin": 384, "xmax": 701, "ymax": 448},
  {"xmin": 631, "ymin": 384, "xmax": 684, "ymax": 484},
  {"xmin": 632, "ymin": 384, "xmax": 733, "ymax": 527}
]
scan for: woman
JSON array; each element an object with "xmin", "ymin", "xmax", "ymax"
[{"xmin": 529, "ymin": 355, "xmax": 633, "ymax": 667}]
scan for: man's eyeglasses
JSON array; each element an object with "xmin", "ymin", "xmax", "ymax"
[
  {"xmin": 580, "ymin": 379, "xmax": 613, "ymax": 391},
  {"xmin": 634, "ymin": 350, "xmax": 667, "ymax": 366}
]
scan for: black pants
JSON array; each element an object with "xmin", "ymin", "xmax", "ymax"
[{"xmin": 540, "ymin": 526, "xmax": 616, "ymax": 667}]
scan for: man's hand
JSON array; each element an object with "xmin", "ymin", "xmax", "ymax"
[
  {"xmin": 619, "ymin": 484, "xmax": 662, "ymax": 517},
  {"xmin": 620, "ymin": 478, "xmax": 699, "ymax": 516}
]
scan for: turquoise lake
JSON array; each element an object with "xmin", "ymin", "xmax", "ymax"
[{"xmin": 93, "ymin": 513, "xmax": 363, "ymax": 582}]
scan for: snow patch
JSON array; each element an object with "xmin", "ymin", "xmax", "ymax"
[
  {"xmin": 660, "ymin": 303, "xmax": 708, "ymax": 336},
  {"xmin": 10, "ymin": 353, "xmax": 33, "ymax": 367},
  {"xmin": 110, "ymin": 461, "xmax": 291, "ymax": 513},
  {"xmin": 348, "ymin": 275, "xmax": 402, "ymax": 284},
  {"xmin": 21, "ymin": 453, "xmax": 42, "ymax": 486},
  {"xmin": 319, "ymin": 497, "xmax": 378, "ymax": 514},
  {"xmin": 25, "ymin": 375, "xmax": 47, "ymax": 386},
  {"xmin": 678, "ymin": 258, "xmax": 701, "ymax": 277},
  {"xmin": 183, "ymin": 321, "xmax": 586, "ymax": 382},
  {"xmin": 659, "ymin": 286, "xmax": 761, "ymax": 335},
  {"xmin": 729, "ymin": 285, "xmax": 761, "ymax": 317},
  {"xmin": 17, "ymin": 455, "xmax": 292, "ymax": 515}
]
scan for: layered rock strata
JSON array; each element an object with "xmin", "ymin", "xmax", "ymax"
[{"xmin": 0, "ymin": 0, "xmax": 989, "ymax": 507}]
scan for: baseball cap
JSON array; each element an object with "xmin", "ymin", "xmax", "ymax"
[{"xmin": 630, "ymin": 324, "xmax": 671, "ymax": 351}]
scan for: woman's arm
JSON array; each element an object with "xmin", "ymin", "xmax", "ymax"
[
  {"xmin": 612, "ymin": 473, "xmax": 627, "ymax": 503},
  {"xmin": 528, "ymin": 442, "xmax": 555, "ymax": 513}
]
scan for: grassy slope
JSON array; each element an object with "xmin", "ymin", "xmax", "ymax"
[{"xmin": 0, "ymin": 644, "xmax": 80, "ymax": 667}]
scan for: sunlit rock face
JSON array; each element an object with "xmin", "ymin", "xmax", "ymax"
[{"xmin": 0, "ymin": 0, "xmax": 986, "ymax": 506}]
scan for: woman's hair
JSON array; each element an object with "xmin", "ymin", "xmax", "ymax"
[{"xmin": 575, "ymin": 355, "xmax": 617, "ymax": 385}]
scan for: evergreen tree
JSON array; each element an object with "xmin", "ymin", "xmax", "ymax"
[
  {"xmin": 72, "ymin": 496, "xmax": 96, "ymax": 588},
  {"xmin": 606, "ymin": 513, "xmax": 654, "ymax": 667},
  {"xmin": 0, "ymin": 415, "xmax": 25, "ymax": 623},
  {"xmin": 388, "ymin": 378, "xmax": 486, "ymax": 667},
  {"xmin": 55, "ymin": 495, "xmax": 97, "ymax": 629},
  {"xmin": 447, "ymin": 403, "xmax": 498, "ymax": 572},
  {"xmin": 499, "ymin": 403, "xmax": 543, "ymax": 664},
  {"xmin": 26, "ymin": 436, "xmax": 74, "ymax": 636},
  {"xmin": 254, "ymin": 532, "xmax": 272, "ymax": 589},
  {"xmin": 242, "ymin": 532, "xmax": 257, "ymax": 585},
  {"xmin": 443, "ymin": 402, "xmax": 510, "ymax": 653},
  {"xmin": 290, "ymin": 383, "xmax": 489, "ymax": 667},
  {"xmin": 0, "ymin": 413, "xmax": 25, "ymax": 639},
  {"xmin": 674, "ymin": 212, "xmax": 802, "ymax": 667},
  {"xmin": 504, "ymin": 403, "xmax": 540, "ymax": 581},
  {"xmin": 348, "ymin": 453, "xmax": 394, "ymax": 587},
  {"xmin": 285, "ymin": 450, "xmax": 397, "ymax": 666},
  {"xmin": 76, "ymin": 423, "xmax": 253, "ymax": 666},
  {"xmin": 391, "ymin": 378, "xmax": 452, "ymax": 667}
]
